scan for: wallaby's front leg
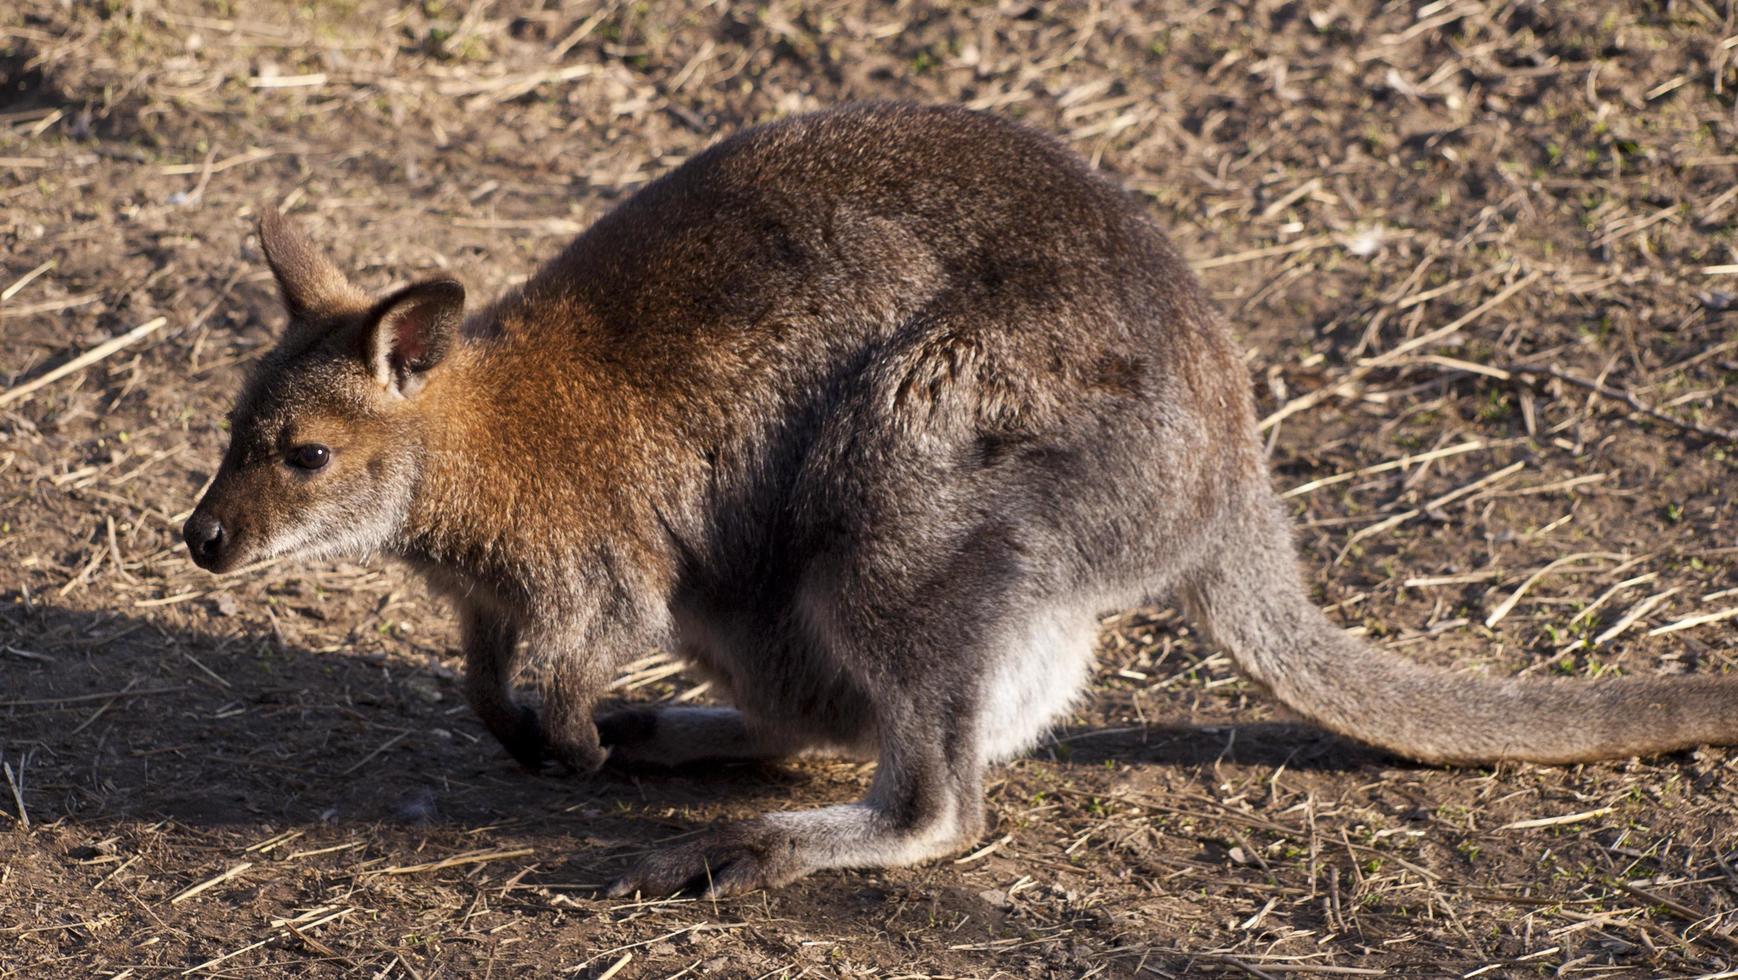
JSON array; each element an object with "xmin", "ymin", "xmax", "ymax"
[
  {"xmin": 522, "ymin": 616, "xmax": 617, "ymax": 774},
  {"xmin": 461, "ymin": 608, "xmax": 543, "ymax": 771},
  {"xmin": 464, "ymin": 608, "xmax": 609, "ymax": 774},
  {"xmin": 537, "ymin": 666, "xmax": 609, "ymax": 775}
]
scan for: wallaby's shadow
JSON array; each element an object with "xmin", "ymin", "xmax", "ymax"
[
  {"xmin": 1, "ymin": 602, "xmax": 1389, "ymax": 870},
  {"xmin": 0, "ymin": 604, "xmax": 807, "ymax": 839},
  {"xmin": 1043, "ymin": 721, "xmax": 1390, "ymax": 772}
]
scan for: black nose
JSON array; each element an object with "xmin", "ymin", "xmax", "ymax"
[{"xmin": 183, "ymin": 512, "xmax": 226, "ymax": 569}]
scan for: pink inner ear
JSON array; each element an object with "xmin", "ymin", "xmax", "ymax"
[{"xmin": 392, "ymin": 304, "xmax": 431, "ymax": 366}]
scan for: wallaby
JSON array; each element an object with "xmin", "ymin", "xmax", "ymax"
[{"xmin": 186, "ymin": 102, "xmax": 1738, "ymax": 896}]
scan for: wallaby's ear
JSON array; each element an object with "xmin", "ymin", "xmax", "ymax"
[
  {"xmin": 257, "ymin": 208, "xmax": 365, "ymax": 321},
  {"xmin": 363, "ymin": 279, "xmax": 465, "ymax": 397}
]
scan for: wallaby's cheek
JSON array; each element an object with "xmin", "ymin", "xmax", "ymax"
[
  {"xmin": 252, "ymin": 446, "xmax": 417, "ymax": 565},
  {"xmin": 230, "ymin": 474, "xmax": 294, "ymax": 562}
]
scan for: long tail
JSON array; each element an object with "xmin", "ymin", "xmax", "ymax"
[{"xmin": 1181, "ymin": 489, "xmax": 1738, "ymax": 765}]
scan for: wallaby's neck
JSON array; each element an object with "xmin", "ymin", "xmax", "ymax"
[
  {"xmin": 399, "ymin": 323, "xmax": 592, "ymax": 570},
  {"xmin": 391, "ymin": 301, "xmax": 684, "ymax": 607}
]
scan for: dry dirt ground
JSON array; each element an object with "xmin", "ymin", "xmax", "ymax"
[{"xmin": 3, "ymin": 0, "xmax": 1738, "ymax": 976}]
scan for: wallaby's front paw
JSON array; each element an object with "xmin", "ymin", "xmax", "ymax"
[
  {"xmin": 545, "ymin": 727, "xmax": 609, "ymax": 775},
  {"xmin": 530, "ymin": 695, "xmax": 608, "ymax": 775},
  {"xmin": 537, "ymin": 687, "xmax": 608, "ymax": 775},
  {"xmin": 605, "ymin": 820, "xmax": 805, "ymax": 898}
]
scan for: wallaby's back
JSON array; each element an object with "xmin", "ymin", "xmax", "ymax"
[{"xmin": 467, "ymin": 102, "xmax": 1253, "ymax": 599}]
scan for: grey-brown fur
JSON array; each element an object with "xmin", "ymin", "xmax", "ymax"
[{"xmin": 186, "ymin": 102, "xmax": 1738, "ymax": 896}]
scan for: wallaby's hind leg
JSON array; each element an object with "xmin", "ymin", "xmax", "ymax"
[
  {"xmin": 461, "ymin": 609, "xmax": 543, "ymax": 771},
  {"xmin": 606, "ymin": 709, "xmax": 983, "ymax": 897},
  {"xmin": 597, "ymin": 706, "xmax": 855, "ymax": 767},
  {"xmin": 607, "ymin": 579, "xmax": 996, "ymax": 896}
]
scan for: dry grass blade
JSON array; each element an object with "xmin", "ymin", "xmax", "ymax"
[
  {"xmin": 1282, "ymin": 439, "xmax": 1505, "ymax": 498},
  {"xmin": 2, "ymin": 756, "xmax": 27, "ymax": 829},
  {"xmin": 1647, "ymin": 606, "xmax": 1738, "ymax": 636},
  {"xmin": 1499, "ymin": 807, "xmax": 1614, "ymax": 831},
  {"xmin": 0, "ymin": 686, "xmax": 184, "ymax": 708},
  {"xmin": 1594, "ymin": 589, "xmax": 1680, "ymax": 646},
  {"xmin": 369, "ymin": 848, "xmax": 534, "ymax": 876},
  {"xmin": 1483, "ymin": 553, "xmax": 1624, "ymax": 628},
  {"xmin": 1503, "ymin": 363, "xmax": 1738, "ymax": 443},
  {"xmin": 340, "ymin": 731, "xmax": 408, "ymax": 775},
  {"xmin": 1334, "ymin": 460, "xmax": 1526, "ymax": 563},
  {"xmin": 1261, "ymin": 271, "xmax": 1541, "ymax": 431},
  {"xmin": 179, "ymin": 937, "xmax": 272, "ymax": 975},
  {"xmin": 593, "ymin": 953, "xmax": 633, "ymax": 980},
  {"xmin": 1195, "ymin": 234, "xmax": 1338, "ymax": 271},
  {"xmin": 1, "ymin": 260, "xmax": 53, "ymax": 301},
  {"xmin": 0, "ymin": 316, "xmax": 167, "ymax": 408},
  {"xmin": 169, "ymin": 863, "xmax": 253, "ymax": 905}
]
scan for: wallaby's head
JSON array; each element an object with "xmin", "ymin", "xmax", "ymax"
[{"xmin": 183, "ymin": 211, "xmax": 465, "ymax": 573}]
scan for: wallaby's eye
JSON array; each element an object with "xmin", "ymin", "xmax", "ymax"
[{"xmin": 288, "ymin": 444, "xmax": 331, "ymax": 471}]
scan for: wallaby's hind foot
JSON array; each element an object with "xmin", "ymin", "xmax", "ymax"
[
  {"xmin": 606, "ymin": 800, "xmax": 985, "ymax": 898},
  {"xmin": 609, "ymin": 677, "xmax": 988, "ymax": 896},
  {"xmin": 605, "ymin": 816, "xmax": 818, "ymax": 897}
]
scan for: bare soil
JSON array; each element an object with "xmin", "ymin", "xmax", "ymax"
[{"xmin": 3, "ymin": 1, "xmax": 1737, "ymax": 976}]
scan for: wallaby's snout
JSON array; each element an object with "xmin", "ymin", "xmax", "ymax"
[
  {"xmin": 182, "ymin": 510, "xmax": 227, "ymax": 571},
  {"xmin": 183, "ymin": 469, "xmax": 252, "ymax": 573}
]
